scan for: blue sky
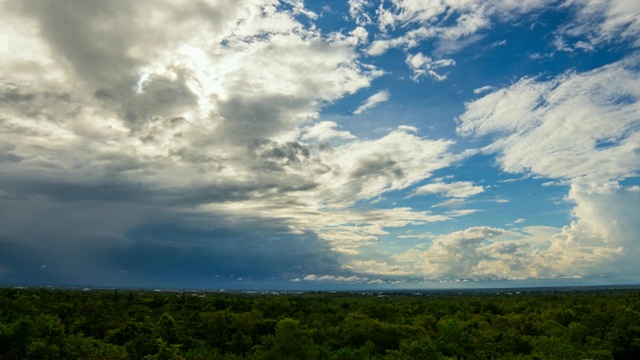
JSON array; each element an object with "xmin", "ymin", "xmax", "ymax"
[{"xmin": 1, "ymin": 0, "xmax": 639, "ymax": 289}]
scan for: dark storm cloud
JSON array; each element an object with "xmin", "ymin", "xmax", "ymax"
[
  {"xmin": 0, "ymin": 141, "xmax": 22, "ymax": 163},
  {"xmin": 0, "ymin": 180, "xmax": 152, "ymax": 203},
  {"xmin": 110, "ymin": 224, "xmax": 345, "ymax": 288},
  {"xmin": 0, "ymin": 241, "xmax": 56, "ymax": 285},
  {"xmin": 0, "ymin": 198, "xmax": 350, "ymax": 288},
  {"xmin": 0, "ymin": 133, "xmax": 353, "ymax": 287},
  {"xmin": 0, "ymin": 172, "xmax": 314, "ymax": 210}
]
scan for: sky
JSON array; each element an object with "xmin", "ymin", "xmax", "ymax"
[{"xmin": 0, "ymin": 0, "xmax": 639, "ymax": 290}]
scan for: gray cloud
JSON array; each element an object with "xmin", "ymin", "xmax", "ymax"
[
  {"xmin": 9, "ymin": 0, "xmax": 139, "ymax": 99},
  {"xmin": 218, "ymin": 96, "xmax": 313, "ymax": 144}
]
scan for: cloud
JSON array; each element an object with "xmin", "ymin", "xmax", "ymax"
[
  {"xmin": 201, "ymin": 201, "xmax": 459, "ymax": 255},
  {"xmin": 557, "ymin": 0, "xmax": 640, "ymax": 50},
  {"xmin": 394, "ymin": 227, "xmax": 508, "ymax": 279},
  {"xmin": 457, "ymin": 55, "xmax": 640, "ymax": 279},
  {"xmin": 0, "ymin": 1, "xmax": 364, "ymax": 283},
  {"xmin": 394, "ymin": 225, "xmax": 623, "ymax": 280},
  {"xmin": 327, "ymin": 128, "xmax": 457, "ymax": 203},
  {"xmin": 348, "ymin": 0, "xmax": 373, "ymax": 26},
  {"xmin": 457, "ymin": 55, "xmax": 640, "ymax": 184},
  {"xmin": 405, "ymin": 53, "xmax": 455, "ymax": 81},
  {"xmin": 350, "ymin": 26, "xmax": 369, "ymax": 45},
  {"xmin": 0, "ymin": 0, "xmax": 380, "ymax": 192},
  {"xmin": 0, "ymin": 1, "xmax": 472, "ymax": 286},
  {"xmin": 7, "ymin": 0, "xmax": 635, "ymax": 287},
  {"xmin": 0, "ymin": 192, "xmax": 355, "ymax": 287},
  {"xmin": 296, "ymin": 274, "xmax": 371, "ymax": 282},
  {"xmin": 433, "ymin": 199, "xmax": 467, "ymax": 208},
  {"xmin": 353, "ymin": 90, "xmax": 390, "ymax": 115},
  {"xmin": 413, "ymin": 181, "xmax": 484, "ymax": 198},
  {"xmin": 363, "ymin": 0, "xmax": 640, "ymax": 81},
  {"xmin": 301, "ymin": 121, "xmax": 356, "ymax": 142},
  {"xmin": 473, "ymin": 85, "xmax": 496, "ymax": 95},
  {"xmin": 366, "ymin": 0, "xmax": 554, "ymax": 56}
]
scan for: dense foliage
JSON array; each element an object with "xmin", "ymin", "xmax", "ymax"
[{"xmin": 1, "ymin": 287, "xmax": 639, "ymax": 359}]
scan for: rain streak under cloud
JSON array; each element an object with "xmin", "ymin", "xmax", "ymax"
[{"xmin": 0, "ymin": 0, "xmax": 639, "ymax": 289}]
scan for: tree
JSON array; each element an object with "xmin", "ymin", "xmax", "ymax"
[
  {"xmin": 436, "ymin": 318, "xmax": 472, "ymax": 358},
  {"xmin": 263, "ymin": 318, "xmax": 317, "ymax": 360},
  {"xmin": 157, "ymin": 313, "xmax": 179, "ymax": 344}
]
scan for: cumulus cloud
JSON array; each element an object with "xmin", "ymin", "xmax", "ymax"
[
  {"xmin": 353, "ymin": 90, "xmax": 390, "ymax": 115},
  {"xmin": 394, "ymin": 227, "xmax": 507, "ymax": 279},
  {"xmin": 393, "ymin": 225, "xmax": 623, "ymax": 280}
]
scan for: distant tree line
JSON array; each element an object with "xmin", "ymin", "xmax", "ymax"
[{"xmin": 1, "ymin": 287, "xmax": 639, "ymax": 359}]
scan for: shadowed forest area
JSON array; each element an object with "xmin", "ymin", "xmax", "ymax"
[{"xmin": 1, "ymin": 287, "xmax": 639, "ymax": 359}]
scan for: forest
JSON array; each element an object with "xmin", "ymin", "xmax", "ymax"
[{"xmin": 1, "ymin": 287, "xmax": 639, "ymax": 360}]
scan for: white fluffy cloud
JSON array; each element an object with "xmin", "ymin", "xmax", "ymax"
[
  {"xmin": 395, "ymin": 227, "xmax": 508, "ymax": 279},
  {"xmin": 393, "ymin": 225, "xmax": 623, "ymax": 280}
]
